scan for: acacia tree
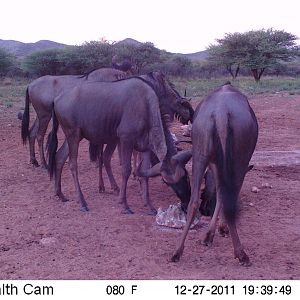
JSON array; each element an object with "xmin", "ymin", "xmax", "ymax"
[
  {"xmin": 207, "ymin": 32, "xmax": 246, "ymax": 79},
  {"xmin": 207, "ymin": 29, "xmax": 299, "ymax": 81}
]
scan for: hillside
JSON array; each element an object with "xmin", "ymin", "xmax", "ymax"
[
  {"xmin": 0, "ymin": 37, "xmax": 207, "ymax": 61},
  {"xmin": 0, "ymin": 39, "xmax": 68, "ymax": 58},
  {"xmin": 116, "ymin": 38, "xmax": 207, "ymax": 61},
  {"xmin": 174, "ymin": 50, "xmax": 208, "ymax": 61}
]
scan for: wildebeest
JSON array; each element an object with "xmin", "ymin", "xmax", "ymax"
[
  {"xmin": 89, "ymin": 124, "xmax": 193, "ymax": 215},
  {"xmin": 171, "ymin": 82, "xmax": 258, "ymax": 266},
  {"xmin": 88, "ymin": 73, "xmax": 194, "ymax": 214},
  {"xmin": 21, "ymin": 68, "xmax": 128, "ymax": 168},
  {"xmin": 47, "ymin": 71, "xmax": 193, "ymax": 214}
]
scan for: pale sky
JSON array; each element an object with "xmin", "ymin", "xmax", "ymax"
[{"xmin": 1, "ymin": 0, "xmax": 300, "ymax": 53}]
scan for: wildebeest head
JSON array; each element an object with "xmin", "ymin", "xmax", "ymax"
[
  {"xmin": 168, "ymin": 168, "xmax": 191, "ymax": 213},
  {"xmin": 138, "ymin": 149, "xmax": 192, "ymax": 212},
  {"xmin": 143, "ymin": 71, "xmax": 194, "ymax": 125}
]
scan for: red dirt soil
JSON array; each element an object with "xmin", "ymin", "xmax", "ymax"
[{"xmin": 0, "ymin": 92, "xmax": 299, "ymax": 280}]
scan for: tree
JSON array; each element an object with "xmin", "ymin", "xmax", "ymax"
[
  {"xmin": 78, "ymin": 41, "xmax": 113, "ymax": 70},
  {"xmin": 207, "ymin": 32, "xmax": 246, "ymax": 79},
  {"xmin": 22, "ymin": 48, "xmax": 66, "ymax": 76},
  {"xmin": 207, "ymin": 29, "xmax": 299, "ymax": 81},
  {"xmin": 0, "ymin": 48, "xmax": 16, "ymax": 77},
  {"xmin": 22, "ymin": 41, "xmax": 115, "ymax": 76},
  {"xmin": 113, "ymin": 42, "xmax": 163, "ymax": 74}
]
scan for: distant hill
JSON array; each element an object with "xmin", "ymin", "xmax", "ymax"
[
  {"xmin": 0, "ymin": 39, "xmax": 68, "ymax": 58},
  {"xmin": 0, "ymin": 37, "xmax": 207, "ymax": 61},
  {"xmin": 116, "ymin": 38, "xmax": 208, "ymax": 61},
  {"xmin": 116, "ymin": 38, "xmax": 142, "ymax": 47},
  {"xmin": 174, "ymin": 50, "xmax": 208, "ymax": 61}
]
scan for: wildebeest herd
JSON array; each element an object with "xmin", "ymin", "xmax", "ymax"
[{"xmin": 21, "ymin": 66, "xmax": 258, "ymax": 266}]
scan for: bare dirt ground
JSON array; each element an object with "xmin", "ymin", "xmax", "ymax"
[{"xmin": 0, "ymin": 92, "xmax": 299, "ymax": 280}]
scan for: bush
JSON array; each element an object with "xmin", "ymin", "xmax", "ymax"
[{"xmin": 0, "ymin": 48, "xmax": 17, "ymax": 77}]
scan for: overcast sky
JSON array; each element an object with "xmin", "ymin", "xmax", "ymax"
[{"xmin": 1, "ymin": 0, "xmax": 299, "ymax": 53}]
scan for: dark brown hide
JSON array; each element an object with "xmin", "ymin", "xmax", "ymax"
[
  {"xmin": 47, "ymin": 73, "xmax": 191, "ymax": 214},
  {"xmin": 21, "ymin": 68, "xmax": 127, "ymax": 168},
  {"xmin": 171, "ymin": 83, "xmax": 258, "ymax": 266}
]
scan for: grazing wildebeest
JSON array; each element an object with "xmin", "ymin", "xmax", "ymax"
[
  {"xmin": 171, "ymin": 82, "xmax": 258, "ymax": 266},
  {"xmin": 88, "ymin": 74, "xmax": 194, "ymax": 214},
  {"xmin": 47, "ymin": 71, "xmax": 193, "ymax": 214},
  {"xmin": 21, "ymin": 68, "xmax": 128, "ymax": 168},
  {"xmin": 89, "ymin": 123, "xmax": 193, "ymax": 215}
]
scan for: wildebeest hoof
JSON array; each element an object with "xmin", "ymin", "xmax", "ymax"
[
  {"xmin": 239, "ymin": 259, "xmax": 252, "ymax": 267},
  {"xmin": 31, "ymin": 159, "xmax": 40, "ymax": 167},
  {"xmin": 56, "ymin": 193, "xmax": 69, "ymax": 203},
  {"xmin": 218, "ymin": 225, "xmax": 229, "ymax": 237},
  {"xmin": 122, "ymin": 208, "xmax": 134, "ymax": 214},
  {"xmin": 17, "ymin": 111, "xmax": 23, "ymax": 120},
  {"xmin": 170, "ymin": 254, "xmax": 180, "ymax": 262},
  {"xmin": 170, "ymin": 249, "xmax": 183, "ymax": 262},
  {"xmin": 111, "ymin": 187, "xmax": 120, "ymax": 195},
  {"xmin": 60, "ymin": 195, "xmax": 69, "ymax": 202},
  {"xmin": 236, "ymin": 251, "xmax": 251, "ymax": 266},
  {"xmin": 202, "ymin": 232, "xmax": 214, "ymax": 247},
  {"xmin": 99, "ymin": 187, "xmax": 105, "ymax": 193},
  {"xmin": 201, "ymin": 238, "xmax": 213, "ymax": 247},
  {"xmin": 147, "ymin": 208, "xmax": 157, "ymax": 216},
  {"xmin": 41, "ymin": 164, "xmax": 49, "ymax": 170},
  {"xmin": 80, "ymin": 206, "xmax": 89, "ymax": 212}
]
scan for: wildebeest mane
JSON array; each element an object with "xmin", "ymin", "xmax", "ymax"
[
  {"xmin": 78, "ymin": 67, "xmax": 116, "ymax": 80},
  {"xmin": 78, "ymin": 68, "xmax": 99, "ymax": 79}
]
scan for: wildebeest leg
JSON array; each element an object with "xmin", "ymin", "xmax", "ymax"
[
  {"xmin": 202, "ymin": 191, "xmax": 222, "ymax": 246},
  {"xmin": 117, "ymin": 143, "xmax": 122, "ymax": 165},
  {"xmin": 67, "ymin": 133, "xmax": 89, "ymax": 212},
  {"xmin": 228, "ymin": 221, "xmax": 250, "ymax": 266},
  {"xmin": 98, "ymin": 144, "xmax": 105, "ymax": 193},
  {"xmin": 132, "ymin": 150, "xmax": 138, "ymax": 178},
  {"xmin": 29, "ymin": 117, "xmax": 39, "ymax": 167},
  {"xmin": 218, "ymin": 212, "xmax": 229, "ymax": 237},
  {"xmin": 119, "ymin": 140, "xmax": 134, "ymax": 214},
  {"xmin": 202, "ymin": 163, "xmax": 223, "ymax": 246},
  {"xmin": 36, "ymin": 113, "xmax": 52, "ymax": 169},
  {"xmin": 103, "ymin": 141, "xmax": 120, "ymax": 194},
  {"xmin": 171, "ymin": 155, "xmax": 208, "ymax": 262},
  {"xmin": 54, "ymin": 139, "xmax": 69, "ymax": 202},
  {"xmin": 138, "ymin": 152, "xmax": 157, "ymax": 215}
]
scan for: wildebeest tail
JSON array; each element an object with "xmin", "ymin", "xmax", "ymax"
[
  {"xmin": 89, "ymin": 143, "xmax": 100, "ymax": 162},
  {"xmin": 213, "ymin": 119, "xmax": 238, "ymax": 225},
  {"xmin": 21, "ymin": 88, "xmax": 30, "ymax": 144},
  {"xmin": 47, "ymin": 108, "xmax": 59, "ymax": 179}
]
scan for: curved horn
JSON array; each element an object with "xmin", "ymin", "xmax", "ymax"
[
  {"xmin": 161, "ymin": 164, "xmax": 186, "ymax": 184},
  {"xmin": 136, "ymin": 161, "xmax": 162, "ymax": 178},
  {"xmin": 171, "ymin": 150, "xmax": 192, "ymax": 166},
  {"xmin": 160, "ymin": 150, "xmax": 192, "ymax": 184}
]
